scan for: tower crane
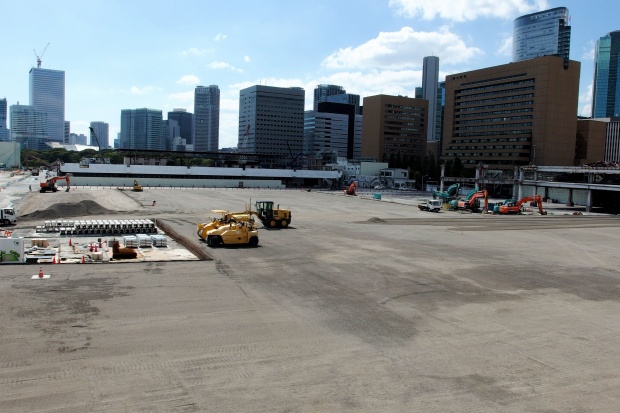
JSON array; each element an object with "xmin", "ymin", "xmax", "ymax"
[
  {"xmin": 33, "ymin": 42, "xmax": 50, "ymax": 68},
  {"xmin": 88, "ymin": 127, "xmax": 106, "ymax": 164}
]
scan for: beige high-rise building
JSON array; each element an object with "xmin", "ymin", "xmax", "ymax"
[
  {"xmin": 442, "ymin": 56, "xmax": 580, "ymax": 170},
  {"xmin": 361, "ymin": 95, "xmax": 427, "ymax": 164}
]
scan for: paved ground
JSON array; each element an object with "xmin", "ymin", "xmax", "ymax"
[{"xmin": 2, "ymin": 178, "xmax": 620, "ymax": 412}]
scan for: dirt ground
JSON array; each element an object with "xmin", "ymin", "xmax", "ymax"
[{"xmin": 2, "ymin": 187, "xmax": 620, "ymax": 412}]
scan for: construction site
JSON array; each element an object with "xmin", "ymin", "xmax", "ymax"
[{"xmin": 2, "ymin": 170, "xmax": 620, "ymax": 412}]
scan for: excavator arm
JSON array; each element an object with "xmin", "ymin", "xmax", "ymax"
[{"xmin": 516, "ymin": 195, "xmax": 544, "ymax": 214}]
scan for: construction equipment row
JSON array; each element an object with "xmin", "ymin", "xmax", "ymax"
[{"xmin": 37, "ymin": 219, "xmax": 157, "ymax": 235}]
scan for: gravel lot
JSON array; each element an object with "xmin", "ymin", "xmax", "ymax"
[{"xmin": 2, "ymin": 185, "xmax": 620, "ymax": 412}]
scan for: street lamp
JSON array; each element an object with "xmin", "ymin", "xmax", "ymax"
[{"xmin": 421, "ymin": 175, "xmax": 429, "ymax": 192}]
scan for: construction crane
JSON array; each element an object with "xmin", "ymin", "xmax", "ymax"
[
  {"xmin": 242, "ymin": 123, "xmax": 251, "ymax": 153},
  {"xmin": 34, "ymin": 42, "xmax": 50, "ymax": 68},
  {"xmin": 88, "ymin": 127, "xmax": 106, "ymax": 164}
]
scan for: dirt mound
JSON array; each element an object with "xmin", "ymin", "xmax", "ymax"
[{"xmin": 20, "ymin": 200, "xmax": 118, "ymax": 220}]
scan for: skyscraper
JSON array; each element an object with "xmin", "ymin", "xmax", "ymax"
[
  {"xmin": 422, "ymin": 56, "xmax": 439, "ymax": 142},
  {"xmin": 29, "ymin": 67, "xmax": 65, "ymax": 143},
  {"xmin": 313, "ymin": 84, "xmax": 346, "ymax": 111},
  {"xmin": 168, "ymin": 109, "xmax": 194, "ymax": 146},
  {"xmin": 238, "ymin": 85, "xmax": 305, "ymax": 157},
  {"xmin": 194, "ymin": 85, "xmax": 220, "ymax": 152},
  {"xmin": 0, "ymin": 98, "xmax": 8, "ymax": 142},
  {"xmin": 64, "ymin": 121, "xmax": 70, "ymax": 144},
  {"xmin": 592, "ymin": 31, "xmax": 620, "ymax": 118},
  {"xmin": 90, "ymin": 121, "xmax": 110, "ymax": 149},
  {"xmin": 512, "ymin": 7, "xmax": 571, "ymax": 62},
  {"xmin": 10, "ymin": 104, "xmax": 48, "ymax": 150},
  {"xmin": 120, "ymin": 108, "xmax": 163, "ymax": 150}
]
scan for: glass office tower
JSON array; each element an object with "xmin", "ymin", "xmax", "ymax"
[
  {"xmin": 29, "ymin": 67, "xmax": 65, "ymax": 142},
  {"xmin": 422, "ymin": 56, "xmax": 439, "ymax": 142},
  {"xmin": 313, "ymin": 84, "xmax": 346, "ymax": 111},
  {"xmin": 120, "ymin": 108, "xmax": 163, "ymax": 150},
  {"xmin": 513, "ymin": 7, "xmax": 571, "ymax": 62},
  {"xmin": 194, "ymin": 85, "xmax": 220, "ymax": 152},
  {"xmin": 592, "ymin": 31, "xmax": 620, "ymax": 118}
]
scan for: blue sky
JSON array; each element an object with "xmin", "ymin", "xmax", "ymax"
[{"xmin": 1, "ymin": 0, "xmax": 615, "ymax": 149}]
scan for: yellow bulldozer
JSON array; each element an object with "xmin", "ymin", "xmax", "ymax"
[{"xmin": 133, "ymin": 179, "xmax": 143, "ymax": 192}]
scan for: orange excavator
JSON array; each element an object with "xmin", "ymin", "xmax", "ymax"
[
  {"xmin": 498, "ymin": 194, "xmax": 545, "ymax": 215},
  {"xmin": 344, "ymin": 181, "xmax": 357, "ymax": 196},
  {"xmin": 40, "ymin": 175, "xmax": 71, "ymax": 193},
  {"xmin": 457, "ymin": 189, "xmax": 488, "ymax": 212}
]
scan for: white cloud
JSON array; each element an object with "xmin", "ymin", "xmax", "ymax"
[
  {"xmin": 581, "ymin": 41, "xmax": 596, "ymax": 60},
  {"xmin": 208, "ymin": 61, "xmax": 244, "ymax": 73},
  {"xmin": 322, "ymin": 27, "xmax": 483, "ymax": 70},
  {"xmin": 129, "ymin": 86, "xmax": 155, "ymax": 95},
  {"xmin": 180, "ymin": 48, "xmax": 213, "ymax": 57},
  {"xmin": 579, "ymin": 81, "xmax": 593, "ymax": 118},
  {"xmin": 230, "ymin": 77, "xmax": 306, "ymax": 92},
  {"xmin": 168, "ymin": 91, "xmax": 195, "ymax": 105},
  {"xmin": 244, "ymin": 56, "xmax": 251, "ymax": 62},
  {"xmin": 214, "ymin": 33, "xmax": 228, "ymax": 42},
  {"xmin": 497, "ymin": 35, "xmax": 513, "ymax": 57},
  {"xmin": 388, "ymin": 0, "xmax": 548, "ymax": 22},
  {"xmin": 176, "ymin": 75, "xmax": 200, "ymax": 85}
]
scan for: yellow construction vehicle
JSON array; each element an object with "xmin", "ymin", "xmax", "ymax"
[
  {"xmin": 203, "ymin": 219, "xmax": 259, "ymax": 248},
  {"xmin": 197, "ymin": 210, "xmax": 253, "ymax": 240},
  {"xmin": 133, "ymin": 179, "xmax": 143, "ymax": 192},
  {"xmin": 253, "ymin": 200, "xmax": 292, "ymax": 228}
]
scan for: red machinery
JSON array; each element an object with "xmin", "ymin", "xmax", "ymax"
[
  {"xmin": 498, "ymin": 195, "xmax": 544, "ymax": 214},
  {"xmin": 344, "ymin": 181, "xmax": 357, "ymax": 196},
  {"xmin": 457, "ymin": 190, "xmax": 488, "ymax": 212},
  {"xmin": 40, "ymin": 175, "xmax": 71, "ymax": 193}
]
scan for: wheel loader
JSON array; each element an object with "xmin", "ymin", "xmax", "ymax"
[{"xmin": 204, "ymin": 219, "xmax": 259, "ymax": 248}]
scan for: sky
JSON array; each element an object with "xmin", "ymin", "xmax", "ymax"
[{"xmin": 1, "ymin": 0, "xmax": 616, "ymax": 149}]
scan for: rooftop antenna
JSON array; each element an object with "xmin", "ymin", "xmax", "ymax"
[{"xmin": 33, "ymin": 42, "xmax": 50, "ymax": 68}]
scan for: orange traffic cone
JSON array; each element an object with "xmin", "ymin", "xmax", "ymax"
[
  {"xmin": 68, "ymin": 238, "xmax": 73, "ymax": 246},
  {"xmin": 38, "ymin": 266, "xmax": 44, "ymax": 278},
  {"xmin": 81, "ymin": 256, "xmax": 85, "ymax": 264},
  {"xmin": 52, "ymin": 256, "xmax": 56, "ymax": 264}
]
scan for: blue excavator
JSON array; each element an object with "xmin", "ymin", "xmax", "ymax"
[{"xmin": 433, "ymin": 183, "xmax": 460, "ymax": 203}]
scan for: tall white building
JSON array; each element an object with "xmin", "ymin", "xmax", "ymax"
[
  {"xmin": 90, "ymin": 121, "xmax": 109, "ymax": 149},
  {"xmin": 422, "ymin": 56, "xmax": 439, "ymax": 142},
  {"xmin": 194, "ymin": 85, "xmax": 220, "ymax": 152},
  {"xmin": 29, "ymin": 67, "xmax": 65, "ymax": 143},
  {"xmin": 238, "ymin": 85, "xmax": 305, "ymax": 157}
]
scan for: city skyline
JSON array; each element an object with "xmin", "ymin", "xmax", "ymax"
[{"xmin": 1, "ymin": 0, "xmax": 617, "ymax": 150}]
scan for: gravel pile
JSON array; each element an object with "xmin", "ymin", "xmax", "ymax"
[{"xmin": 20, "ymin": 200, "xmax": 116, "ymax": 220}]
